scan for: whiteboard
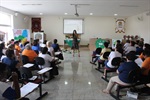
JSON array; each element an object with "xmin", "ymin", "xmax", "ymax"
[{"xmin": 63, "ymin": 19, "xmax": 83, "ymax": 34}]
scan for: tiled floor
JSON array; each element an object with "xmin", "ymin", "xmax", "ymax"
[{"xmin": 27, "ymin": 48, "xmax": 150, "ymax": 100}]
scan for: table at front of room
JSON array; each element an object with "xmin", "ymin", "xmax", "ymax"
[{"xmin": 64, "ymin": 39, "xmax": 80, "ymax": 50}]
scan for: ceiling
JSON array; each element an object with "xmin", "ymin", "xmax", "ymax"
[{"xmin": 0, "ymin": 0, "xmax": 150, "ymax": 17}]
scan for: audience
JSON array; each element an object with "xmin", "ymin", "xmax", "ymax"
[{"xmin": 102, "ymin": 52, "xmax": 139, "ymax": 94}]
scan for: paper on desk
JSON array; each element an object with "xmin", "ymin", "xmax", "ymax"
[
  {"xmin": 38, "ymin": 67, "xmax": 52, "ymax": 74},
  {"xmin": 28, "ymin": 76, "xmax": 37, "ymax": 81},
  {"xmin": 21, "ymin": 82, "xmax": 39, "ymax": 97},
  {"xmin": 23, "ymin": 63, "xmax": 34, "ymax": 68}
]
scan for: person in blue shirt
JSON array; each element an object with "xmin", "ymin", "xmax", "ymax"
[
  {"xmin": 52, "ymin": 39, "xmax": 61, "ymax": 52},
  {"xmin": 102, "ymin": 52, "xmax": 139, "ymax": 94},
  {"xmin": 32, "ymin": 40, "xmax": 40, "ymax": 54},
  {"xmin": 2, "ymin": 49, "xmax": 22, "ymax": 79}
]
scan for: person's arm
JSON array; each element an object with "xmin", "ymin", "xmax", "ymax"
[{"xmin": 11, "ymin": 72, "xmax": 20, "ymax": 99}]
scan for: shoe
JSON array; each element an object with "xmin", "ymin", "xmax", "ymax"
[{"xmin": 90, "ymin": 61, "xmax": 97, "ymax": 65}]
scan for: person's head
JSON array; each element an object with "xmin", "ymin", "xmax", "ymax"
[
  {"xmin": 116, "ymin": 44, "xmax": 123, "ymax": 54},
  {"xmin": 143, "ymin": 49, "xmax": 150, "ymax": 58},
  {"xmin": 33, "ymin": 40, "xmax": 38, "ymax": 46},
  {"xmin": 54, "ymin": 39, "xmax": 57, "ymax": 44},
  {"xmin": 24, "ymin": 41, "xmax": 29, "ymax": 47},
  {"xmin": 43, "ymin": 40, "xmax": 47, "ymax": 44},
  {"xmin": 14, "ymin": 41, "xmax": 19, "ymax": 45},
  {"xmin": 0, "ymin": 63, "xmax": 8, "ymax": 81},
  {"xmin": 130, "ymin": 41, "xmax": 135, "ymax": 46},
  {"xmin": 46, "ymin": 41, "xmax": 52, "ymax": 47},
  {"xmin": 116, "ymin": 40, "xmax": 121, "ymax": 44},
  {"xmin": 5, "ymin": 49, "xmax": 15, "ymax": 58},
  {"xmin": 104, "ymin": 42, "xmax": 109, "ymax": 48},
  {"xmin": 25, "ymin": 44, "xmax": 31, "ymax": 50},
  {"xmin": 126, "ymin": 52, "xmax": 136, "ymax": 61},
  {"xmin": 41, "ymin": 47, "xmax": 48, "ymax": 54},
  {"xmin": 143, "ymin": 43, "xmax": 150, "ymax": 50},
  {"xmin": 73, "ymin": 30, "xmax": 77, "ymax": 34},
  {"xmin": 126, "ymin": 40, "xmax": 130, "ymax": 43}
]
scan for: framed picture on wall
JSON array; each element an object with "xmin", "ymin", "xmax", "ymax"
[{"xmin": 115, "ymin": 19, "xmax": 125, "ymax": 33}]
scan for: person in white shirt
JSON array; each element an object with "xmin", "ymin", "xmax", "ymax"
[
  {"xmin": 46, "ymin": 41, "xmax": 55, "ymax": 57},
  {"xmin": 38, "ymin": 47, "xmax": 54, "ymax": 68},
  {"xmin": 124, "ymin": 41, "xmax": 136, "ymax": 55},
  {"xmin": 103, "ymin": 46, "xmax": 122, "ymax": 78},
  {"xmin": 123, "ymin": 40, "xmax": 130, "ymax": 51}
]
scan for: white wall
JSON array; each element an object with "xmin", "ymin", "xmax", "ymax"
[
  {"xmin": 39, "ymin": 16, "xmax": 124, "ymax": 45},
  {"xmin": 0, "ymin": 6, "xmax": 30, "ymax": 31},
  {"xmin": 126, "ymin": 12, "xmax": 150, "ymax": 43}
]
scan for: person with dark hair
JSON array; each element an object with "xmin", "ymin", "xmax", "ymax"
[
  {"xmin": 141, "ymin": 49, "xmax": 150, "ymax": 76},
  {"xmin": 90, "ymin": 42, "xmax": 111, "ymax": 65},
  {"xmin": 102, "ymin": 52, "xmax": 139, "ymax": 94},
  {"xmin": 0, "ymin": 63, "xmax": 21, "ymax": 99},
  {"xmin": 52, "ymin": 39, "xmax": 61, "ymax": 52},
  {"xmin": 0, "ymin": 42, "xmax": 5, "ymax": 59},
  {"xmin": 39, "ymin": 47, "xmax": 54, "ymax": 68},
  {"xmin": 72, "ymin": 30, "xmax": 80, "ymax": 57},
  {"xmin": 2, "ymin": 49, "xmax": 22, "ymax": 79},
  {"xmin": 39, "ymin": 47, "xmax": 55, "ymax": 78},
  {"xmin": 32, "ymin": 40, "xmax": 40, "ymax": 54}
]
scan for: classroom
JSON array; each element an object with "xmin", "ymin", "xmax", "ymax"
[{"xmin": 0, "ymin": 0, "xmax": 150, "ymax": 100}]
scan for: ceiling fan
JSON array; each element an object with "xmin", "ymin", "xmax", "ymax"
[{"xmin": 71, "ymin": 4, "xmax": 90, "ymax": 17}]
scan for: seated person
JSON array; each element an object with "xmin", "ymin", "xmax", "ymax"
[
  {"xmin": 140, "ymin": 49, "xmax": 150, "ymax": 82},
  {"xmin": 38, "ymin": 47, "xmax": 55, "ymax": 78},
  {"xmin": 46, "ymin": 41, "xmax": 55, "ymax": 57},
  {"xmin": 2, "ymin": 49, "xmax": 22, "ymax": 79},
  {"xmin": 51, "ymin": 39, "xmax": 61, "ymax": 52},
  {"xmin": 103, "ymin": 45, "xmax": 122, "ymax": 78},
  {"xmin": 102, "ymin": 52, "xmax": 139, "ymax": 94},
  {"xmin": 0, "ymin": 63, "xmax": 20, "ymax": 100},
  {"xmin": 22, "ymin": 44, "xmax": 38, "ymax": 63},
  {"xmin": 90, "ymin": 42, "xmax": 111, "ymax": 65},
  {"xmin": 0, "ymin": 42, "xmax": 5, "ymax": 60},
  {"xmin": 124, "ymin": 41, "xmax": 136, "ymax": 55},
  {"xmin": 32, "ymin": 40, "xmax": 40, "ymax": 54}
]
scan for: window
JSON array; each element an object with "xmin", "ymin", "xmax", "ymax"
[{"xmin": 0, "ymin": 12, "xmax": 13, "ymax": 43}]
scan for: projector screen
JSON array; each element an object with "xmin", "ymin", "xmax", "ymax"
[{"xmin": 63, "ymin": 19, "xmax": 83, "ymax": 34}]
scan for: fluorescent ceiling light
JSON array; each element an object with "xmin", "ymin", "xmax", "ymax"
[
  {"xmin": 90, "ymin": 13, "xmax": 93, "ymax": 15},
  {"xmin": 64, "ymin": 13, "xmax": 68, "ymax": 15},
  {"xmin": 114, "ymin": 14, "xmax": 118, "ymax": 16}
]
